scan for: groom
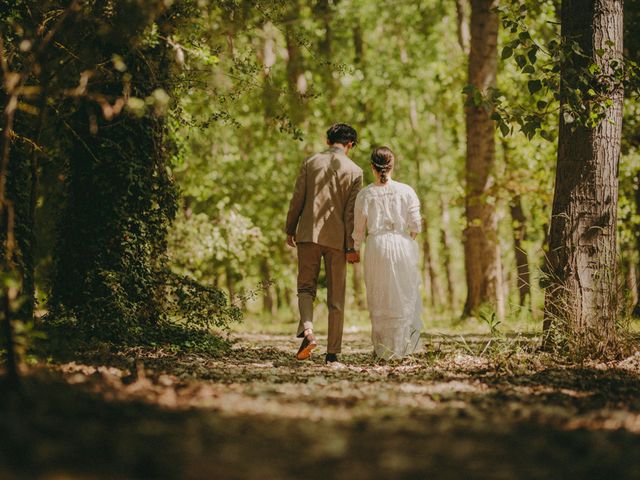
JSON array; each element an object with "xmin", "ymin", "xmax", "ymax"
[{"xmin": 285, "ymin": 123, "xmax": 363, "ymax": 364}]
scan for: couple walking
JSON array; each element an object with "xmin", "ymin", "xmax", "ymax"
[{"xmin": 285, "ymin": 123, "xmax": 423, "ymax": 364}]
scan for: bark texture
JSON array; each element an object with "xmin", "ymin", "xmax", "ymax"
[
  {"xmin": 462, "ymin": 0, "xmax": 503, "ymax": 319},
  {"xmin": 544, "ymin": 0, "xmax": 623, "ymax": 352}
]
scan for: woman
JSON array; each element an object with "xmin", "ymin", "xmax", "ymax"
[{"xmin": 352, "ymin": 147, "xmax": 423, "ymax": 360}]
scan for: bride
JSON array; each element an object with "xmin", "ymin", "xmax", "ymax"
[{"xmin": 352, "ymin": 146, "xmax": 423, "ymax": 360}]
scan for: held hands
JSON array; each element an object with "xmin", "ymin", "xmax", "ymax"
[{"xmin": 346, "ymin": 251, "xmax": 360, "ymax": 264}]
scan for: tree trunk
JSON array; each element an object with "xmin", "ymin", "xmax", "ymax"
[
  {"xmin": 423, "ymin": 219, "xmax": 443, "ymax": 308},
  {"xmin": 624, "ymin": 253, "xmax": 638, "ymax": 315},
  {"xmin": 260, "ymin": 24, "xmax": 278, "ymax": 119},
  {"xmin": 422, "ymin": 233, "xmax": 435, "ymax": 308},
  {"xmin": 315, "ymin": 0, "xmax": 337, "ymax": 100},
  {"xmin": 440, "ymin": 197, "xmax": 456, "ymax": 309},
  {"xmin": 23, "ymin": 93, "xmax": 47, "ymax": 322},
  {"xmin": 225, "ymin": 266, "xmax": 236, "ymax": 301},
  {"xmin": 510, "ymin": 195, "xmax": 531, "ymax": 306},
  {"xmin": 284, "ymin": 3, "xmax": 306, "ymax": 125},
  {"xmin": 543, "ymin": 0, "xmax": 623, "ymax": 353},
  {"xmin": 633, "ymin": 172, "xmax": 640, "ymax": 317},
  {"xmin": 408, "ymin": 98, "xmax": 442, "ymax": 309},
  {"xmin": 462, "ymin": 0, "xmax": 502, "ymax": 319},
  {"xmin": 455, "ymin": 0, "xmax": 471, "ymax": 54},
  {"xmin": 260, "ymin": 259, "xmax": 275, "ymax": 315},
  {"xmin": 0, "ymin": 79, "xmax": 21, "ymax": 384}
]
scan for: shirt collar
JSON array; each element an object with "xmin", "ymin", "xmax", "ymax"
[{"xmin": 329, "ymin": 145, "xmax": 347, "ymax": 154}]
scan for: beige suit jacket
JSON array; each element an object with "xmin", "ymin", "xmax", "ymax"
[{"xmin": 285, "ymin": 146, "xmax": 363, "ymax": 251}]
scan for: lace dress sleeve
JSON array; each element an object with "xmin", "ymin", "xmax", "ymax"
[
  {"xmin": 352, "ymin": 190, "xmax": 367, "ymax": 250},
  {"xmin": 407, "ymin": 188, "xmax": 422, "ymax": 234}
]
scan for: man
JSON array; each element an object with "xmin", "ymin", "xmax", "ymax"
[{"xmin": 285, "ymin": 123, "xmax": 363, "ymax": 364}]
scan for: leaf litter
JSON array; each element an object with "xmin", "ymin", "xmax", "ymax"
[{"xmin": 2, "ymin": 331, "xmax": 640, "ymax": 479}]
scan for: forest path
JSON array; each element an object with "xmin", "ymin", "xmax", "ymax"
[{"xmin": 3, "ymin": 331, "xmax": 640, "ymax": 479}]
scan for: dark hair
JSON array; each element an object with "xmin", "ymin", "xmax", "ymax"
[
  {"xmin": 371, "ymin": 146, "xmax": 394, "ymax": 184},
  {"xmin": 326, "ymin": 123, "xmax": 358, "ymax": 147}
]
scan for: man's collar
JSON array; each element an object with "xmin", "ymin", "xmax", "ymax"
[{"xmin": 329, "ymin": 144, "xmax": 347, "ymax": 154}]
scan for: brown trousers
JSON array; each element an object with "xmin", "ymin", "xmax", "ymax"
[{"xmin": 296, "ymin": 242, "xmax": 346, "ymax": 354}]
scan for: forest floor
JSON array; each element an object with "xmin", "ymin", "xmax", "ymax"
[{"xmin": 3, "ymin": 328, "xmax": 640, "ymax": 479}]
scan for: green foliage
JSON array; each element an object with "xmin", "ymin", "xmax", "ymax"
[
  {"xmin": 1, "ymin": 0, "xmax": 639, "ymax": 361},
  {"xmin": 492, "ymin": 1, "xmax": 638, "ymax": 140},
  {"xmin": 1, "ymin": 0, "xmax": 242, "ymax": 354},
  {"xmin": 168, "ymin": 210, "xmax": 265, "ymax": 284},
  {"xmin": 162, "ymin": 271, "xmax": 242, "ymax": 332}
]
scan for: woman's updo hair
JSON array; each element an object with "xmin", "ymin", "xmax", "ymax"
[{"xmin": 371, "ymin": 146, "xmax": 395, "ymax": 184}]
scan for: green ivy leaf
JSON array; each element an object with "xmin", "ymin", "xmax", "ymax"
[
  {"xmin": 540, "ymin": 130, "xmax": 553, "ymax": 141},
  {"xmin": 527, "ymin": 79, "xmax": 542, "ymax": 94},
  {"xmin": 501, "ymin": 46, "xmax": 513, "ymax": 60},
  {"xmin": 473, "ymin": 90, "xmax": 483, "ymax": 106}
]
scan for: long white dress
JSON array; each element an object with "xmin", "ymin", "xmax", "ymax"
[{"xmin": 353, "ymin": 180, "xmax": 423, "ymax": 360}]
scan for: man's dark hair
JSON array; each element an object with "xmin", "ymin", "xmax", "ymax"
[{"xmin": 326, "ymin": 123, "xmax": 358, "ymax": 146}]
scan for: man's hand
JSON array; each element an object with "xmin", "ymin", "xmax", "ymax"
[
  {"xmin": 286, "ymin": 235, "xmax": 297, "ymax": 248},
  {"xmin": 346, "ymin": 251, "xmax": 360, "ymax": 264}
]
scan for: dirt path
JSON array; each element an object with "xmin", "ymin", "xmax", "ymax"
[{"xmin": 2, "ymin": 331, "xmax": 640, "ymax": 479}]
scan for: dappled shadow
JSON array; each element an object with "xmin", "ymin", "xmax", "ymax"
[{"xmin": 3, "ymin": 332, "xmax": 640, "ymax": 479}]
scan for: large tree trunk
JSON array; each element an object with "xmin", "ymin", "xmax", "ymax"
[
  {"xmin": 543, "ymin": 0, "xmax": 623, "ymax": 353},
  {"xmin": 462, "ymin": 0, "xmax": 502, "ymax": 319},
  {"xmin": 510, "ymin": 195, "xmax": 531, "ymax": 306}
]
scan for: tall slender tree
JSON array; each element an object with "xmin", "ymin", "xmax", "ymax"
[
  {"xmin": 544, "ymin": 0, "xmax": 624, "ymax": 353},
  {"xmin": 462, "ymin": 0, "xmax": 503, "ymax": 319},
  {"xmin": 502, "ymin": 141, "xmax": 531, "ymax": 307}
]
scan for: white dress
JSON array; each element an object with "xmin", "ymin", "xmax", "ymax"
[{"xmin": 353, "ymin": 180, "xmax": 423, "ymax": 360}]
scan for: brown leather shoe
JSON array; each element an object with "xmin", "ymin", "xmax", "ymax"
[{"xmin": 296, "ymin": 333, "xmax": 317, "ymax": 360}]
